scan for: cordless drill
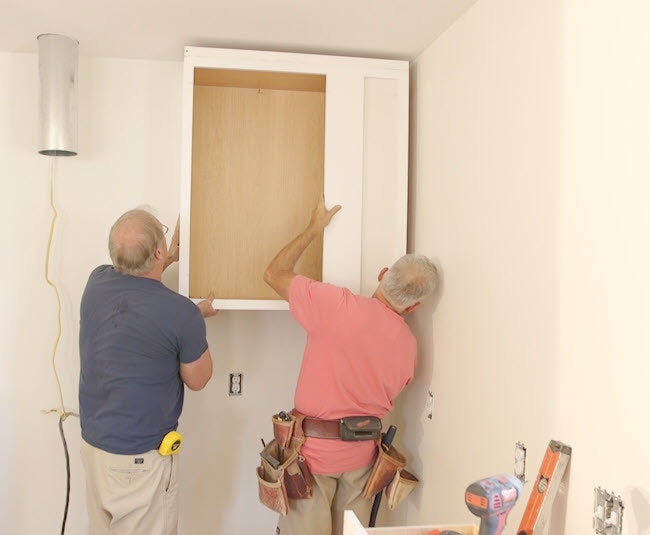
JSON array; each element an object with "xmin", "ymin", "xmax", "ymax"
[{"xmin": 465, "ymin": 474, "xmax": 523, "ymax": 535}]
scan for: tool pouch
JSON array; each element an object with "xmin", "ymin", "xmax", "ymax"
[
  {"xmin": 273, "ymin": 413, "xmax": 296, "ymax": 449},
  {"xmin": 385, "ymin": 468, "xmax": 419, "ymax": 510},
  {"xmin": 257, "ymin": 439, "xmax": 290, "ymax": 516},
  {"xmin": 257, "ymin": 412, "xmax": 314, "ymax": 514},
  {"xmin": 361, "ymin": 440, "xmax": 407, "ymax": 499},
  {"xmin": 283, "ymin": 446, "xmax": 313, "ymax": 500}
]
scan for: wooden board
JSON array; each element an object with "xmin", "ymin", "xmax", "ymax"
[
  {"xmin": 194, "ymin": 67, "xmax": 326, "ymax": 92},
  {"xmin": 189, "ymin": 82, "xmax": 325, "ymax": 299}
]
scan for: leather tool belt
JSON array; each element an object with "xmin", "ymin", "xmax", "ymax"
[
  {"xmin": 256, "ymin": 411, "xmax": 313, "ymax": 515},
  {"xmin": 256, "ymin": 410, "xmax": 385, "ymax": 516},
  {"xmin": 294, "ymin": 410, "xmax": 382, "ymax": 441}
]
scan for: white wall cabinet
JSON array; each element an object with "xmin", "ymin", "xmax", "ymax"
[{"xmin": 179, "ymin": 47, "xmax": 409, "ymax": 310}]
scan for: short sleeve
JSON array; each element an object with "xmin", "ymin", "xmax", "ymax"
[
  {"xmin": 177, "ymin": 304, "xmax": 209, "ymax": 364},
  {"xmin": 289, "ymin": 275, "xmax": 347, "ymax": 333}
]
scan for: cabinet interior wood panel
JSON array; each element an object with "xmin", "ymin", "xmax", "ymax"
[
  {"xmin": 194, "ymin": 68, "xmax": 326, "ymax": 92},
  {"xmin": 189, "ymin": 68, "xmax": 326, "ymax": 300}
]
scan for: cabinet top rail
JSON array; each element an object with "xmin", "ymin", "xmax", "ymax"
[{"xmin": 184, "ymin": 46, "xmax": 409, "ymax": 72}]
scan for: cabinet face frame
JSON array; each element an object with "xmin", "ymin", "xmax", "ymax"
[{"xmin": 180, "ymin": 47, "xmax": 409, "ymax": 310}]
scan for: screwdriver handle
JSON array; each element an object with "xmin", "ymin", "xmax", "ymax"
[
  {"xmin": 369, "ymin": 424, "xmax": 398, "ymax": 527},
  {"xmin": 381, "ymin": 425, "xmax": 397, "ymax": 451}
]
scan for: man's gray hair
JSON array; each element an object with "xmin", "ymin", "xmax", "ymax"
[
  {"xmin": 108, "ymin": 209, "xmax": 165, "ymax": 276},
  {"xmin": 380, "ymin": 254, "xmax": 439, "ymax": 309}
]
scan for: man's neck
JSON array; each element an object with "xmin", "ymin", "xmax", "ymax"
[
  {"xmin": 372, "ymin": 289, "xmax": 403, "ymax": 315},
  {"xmin": 136, "ymin": 265, "xmax": 163, "ymax": 281}
]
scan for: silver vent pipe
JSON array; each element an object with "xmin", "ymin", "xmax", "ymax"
[{"xmin": 37, "ymin": 33, "xmax": 79, "ymax": 156}]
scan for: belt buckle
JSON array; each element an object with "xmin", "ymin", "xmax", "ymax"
[{"xmin": 339, "ymin": 416, "xmax": 382, "ymax": 441}]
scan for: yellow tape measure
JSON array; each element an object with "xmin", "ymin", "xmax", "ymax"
[{"xmin": 158, "ymin": 431, "xmax": 183, "ymax": 456}]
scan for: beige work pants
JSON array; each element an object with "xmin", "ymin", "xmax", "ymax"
[
  {"xmin": 276, "ymin": 463, "xmax": 374, "ymax": 535},
  {"xmin": 81, "ymin": 439, "xmax": 179, "ymax": 535}
]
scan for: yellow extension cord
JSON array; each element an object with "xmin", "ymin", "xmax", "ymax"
[
  {"xmin": 43, "ymin": 158, "xmax": 76, "ymax": 421},
  {"xmin": 42, "ymin": 158, "xmax": 75, "ymax": 534}
]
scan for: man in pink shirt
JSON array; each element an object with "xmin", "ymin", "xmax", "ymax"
[{"xmin": 264, "ymin": 196, "xmax": 438, "ymax": 535}]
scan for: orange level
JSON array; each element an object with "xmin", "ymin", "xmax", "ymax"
[{"xmin": 516, "ymin": 440, "xmax": 572, "ymax": 535}]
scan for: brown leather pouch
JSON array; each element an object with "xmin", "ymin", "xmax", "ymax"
[
  {"xmin": 283, "ymin": 445, "xmax": 313, "ymax": 499},
  {"xmin": 362, "ymin": 442, "xmax": 407, "ymax": 499},
  {"xmin": 385, "ymin": 468, "xmax": 419, "ymax": 509},
  {"xmin": 272, "ymin": 413, "xmax": 296, "ymax": 449},
  {"xmin": 257, "ymin": 438, "xmax": 313, "ymax": 514},
  {"xmin": 257, "ymin": 440, "xmax": 289, "ymax": 515},
  {"xmin": 257, "ymin": 465, "xmax": 289, "ymax": 516}
]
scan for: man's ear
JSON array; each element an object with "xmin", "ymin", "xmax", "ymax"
[
  {"xmin": 378, "ymin": 267, "xmax": 389, "ymax": 281},
  {"xmin": 154, "ymin": 246, "xmax": 165, "ymax": 260},
  {"xmin": 403, "ymin": 302, "xmax": 421, "ymax": 314}
]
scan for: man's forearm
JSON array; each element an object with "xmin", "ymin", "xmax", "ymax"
[
  {"xmin": 263, "ymin": 224, "xmax": 320, "ymax": 300},
  {"xmin": 267, "ymin": 225, "xmax": 319, "ymax": 274},
  {"xmin": 264, "ymin": 196, "xmax": 341, "ymax": 300}
]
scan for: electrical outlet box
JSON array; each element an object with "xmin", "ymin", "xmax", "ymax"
[
  {"xmin": 228, "ymin": 373, "xmax": 242, "ymax": 396},
  {"xmin": 514, "ymin": 441, "xmax": 527, "ymax": 482},
  {"xmin": 594, "ymin": 487, "xmax": 624, "ymax": 535}
]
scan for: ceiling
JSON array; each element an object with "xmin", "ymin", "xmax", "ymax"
[{"xmin": 0, "ymin": 0, "xmax": 478, "ymax": 62}]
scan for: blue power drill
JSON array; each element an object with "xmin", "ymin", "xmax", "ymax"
[{"xmin": 465, "ymin": 474, "xmax": 523, "ymax": 535}]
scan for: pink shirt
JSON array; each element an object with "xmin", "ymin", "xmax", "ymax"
[{"xmin": 289, "ymin": 275, "xmax": 417, "ymax": 475}]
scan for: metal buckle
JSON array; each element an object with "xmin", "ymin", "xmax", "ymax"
[{"xmin": 339, "ymin": 416, "xmax": 382, "ymax": 441}]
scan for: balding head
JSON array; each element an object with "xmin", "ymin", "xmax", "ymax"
[
  {"xmin": 379, "ymin": 254, "xmax": 439, "ymax": 311},
  {"xmin": 109, "ymin": 209, "xmax": 166, "ymax": 276}
]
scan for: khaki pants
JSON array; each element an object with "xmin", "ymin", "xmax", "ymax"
[
  {"xmin": 81, "ymin": 439, "xmax": 179, "ymax": 535},
  {"xmin": 276, "ymin": 464, "xmax": 374, "ymax": 535}
]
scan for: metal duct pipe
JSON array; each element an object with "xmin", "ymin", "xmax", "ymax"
[{"xmin": 37, "ymin": 33, "xmax": 79, "ymax": 156}]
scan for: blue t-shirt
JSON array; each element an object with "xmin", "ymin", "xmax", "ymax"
[{"xmin": 79, "ymin": 265, "xmax": 208, "ymax": 454}]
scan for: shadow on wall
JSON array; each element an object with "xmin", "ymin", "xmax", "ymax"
[
  {"xmin": 630, "ymin": 487, "xmax": 650, "ymax": 535},
  {"xmin": 177, "ymin": 309, "xmax": 302, "ymax": 534},
  {"xmin": 385, "ymin": 263, "xmax": 444, "ymax": 524},
  {"xmin": 178, "ymin": 389, "xmax": 249, "ymax": 533},
  {"xmin": 547, "ymin": 456, "xmax": 571, "ymax": 535}
]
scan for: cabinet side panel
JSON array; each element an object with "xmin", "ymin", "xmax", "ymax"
[
  {"xmin": 361, "ymin": 77, "xmax": 408, "ymax": 296},
  {"xmin": 189, "ymin": 85, "xmax": 325, "ymax": 299},
  {"xmin": 179, "ymin": 61, "xmax": 197, "ymax": 298},
  {"xmin": 322, "ymin": 73, "xmax": 365, "ymax": 293}
]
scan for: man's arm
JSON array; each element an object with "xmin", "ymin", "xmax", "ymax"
[
  {"xmin": 162, "ymin": 217, "xmax": 219, "ymax": 317},
  {"xmin": 164, "ymin": 217, "xmax": 180, "ymax": 271},
  {"xmin": 264, "ymin": 195, "xmax": 341, "ymax": 301},
  {"xmin": 180, "ymin": 349, "xmax": 213, "ymax": 390},
  {"xmin": 197, "ymin": 292, "xmax": 218, "ymax": 317}
]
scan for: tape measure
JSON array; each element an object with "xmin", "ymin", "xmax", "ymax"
[{"xmin": 158, "ymin": 431, "xmax": 183, "ymax": 456}]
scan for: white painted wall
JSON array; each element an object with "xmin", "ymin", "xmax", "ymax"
[
  {"xmin": 5, "ymin": 1, "xmax": 650, "ymax": 532},
  {"xmin": 0, "ymin": 46, "xmax": 373, "ymax": 533},
  {"xmin": 406, "ymin": 0, "xmax": 650, "ymax": 533},
  {"xmin": 0, "ymin": 52, "xmax": 307, "ymax": 534}
]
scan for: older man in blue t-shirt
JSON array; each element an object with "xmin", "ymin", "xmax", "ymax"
[{"xmin": 79, "ymin": 208, "xmax": 217, "ymax": 534}]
